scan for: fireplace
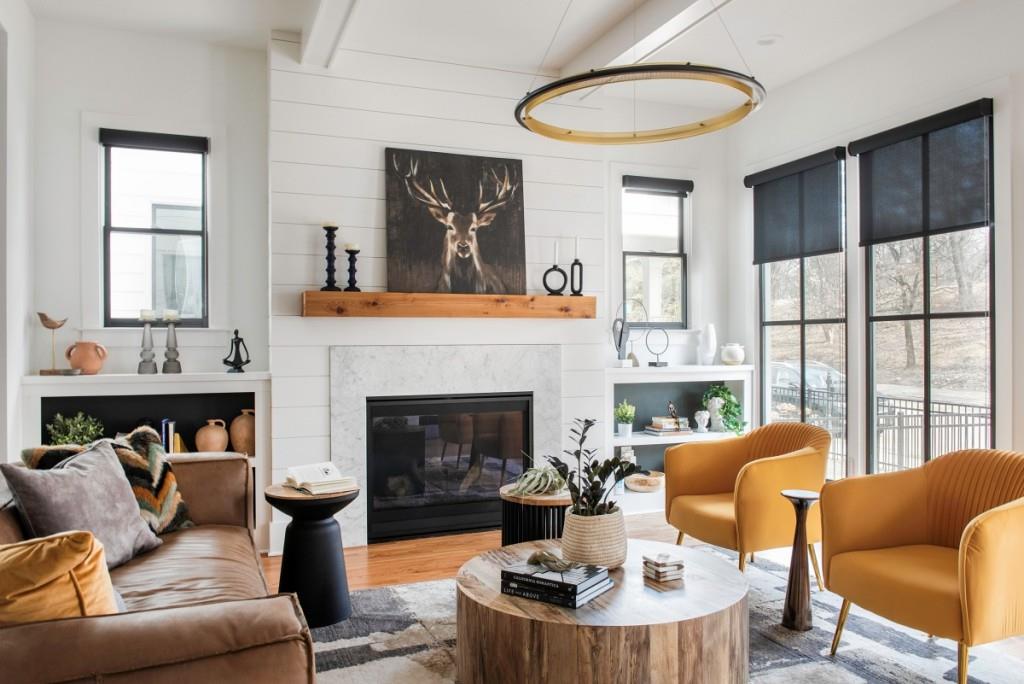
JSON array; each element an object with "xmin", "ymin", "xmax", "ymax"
[{"xmin": 365, "ymin": 392, "xmax": 533, "ymax": 542}]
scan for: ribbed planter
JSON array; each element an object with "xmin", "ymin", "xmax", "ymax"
[{"xmin": 561, "ymin": 508, "xmax": 627, "ymax": 569}]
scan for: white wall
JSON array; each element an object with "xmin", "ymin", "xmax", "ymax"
[
  {"xmin": 32, "ymin": 20, "xmax": 269, "ymax": 374},
  {"xmin": 0, "ymin": 0, "xmax": 34, "ymax": 460},
  {"xmin": 267, "ymin": 35, "xmax": 733, "ymax": 547},
  {"xmin": 723, "ymin": 0, "xmax": 1024, "ymax": 464}
]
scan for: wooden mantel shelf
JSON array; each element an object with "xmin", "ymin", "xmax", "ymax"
[{"xmin": 301, "ymin": 291, "xmax": 596, "ymax": 319}]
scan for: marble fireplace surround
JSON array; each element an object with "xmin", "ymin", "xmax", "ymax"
[{"xmin": 330, "ymin": 344, "xmax": 562, "ymax": 546}]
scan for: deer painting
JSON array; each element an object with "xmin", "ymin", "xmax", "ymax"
[{"xmin": 385, "ymin": 148, "xmax": 526, "ymax": 295}]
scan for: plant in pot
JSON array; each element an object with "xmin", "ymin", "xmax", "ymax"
[
  {"xmin": 701, "ymin": 384, "xmax": 746, "ymax": 434},
  {"xmin": 613, "ymin": 399, "xmax": 636, "ymax": 438},
  {"xmin": 549, "ymin": 418, "xmax": 644, "ymax": 568},
  {"xmin": 45, "ymin": 411, "xmax": 104, "ymax": 445}
]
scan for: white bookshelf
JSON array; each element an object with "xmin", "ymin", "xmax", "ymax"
[{"xmin": 612, "ymin": 430, "xmax": 739, "ymax": 448}]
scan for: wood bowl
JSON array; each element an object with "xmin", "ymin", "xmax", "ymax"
[{"xmin": 625, "ymin": 470, "xmax": 665, "ymax": 493}]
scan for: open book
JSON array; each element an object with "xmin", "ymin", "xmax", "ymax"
[{"xmin": 285, "ymin": 462, "xmax": 357, "ymax": 495}]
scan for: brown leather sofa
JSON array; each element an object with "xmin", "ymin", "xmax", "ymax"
[{"xmin": 0, "ymin": 453, "xmax": 316, "ymax": 683}]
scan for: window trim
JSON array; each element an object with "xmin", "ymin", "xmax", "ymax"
[
  {"xmin": 620, "ymin": 176, "xmax": 690, "ymax": 329},
  {"xmin": 101, "ymin": 132, "xmax": 209, "ymax": 328}
]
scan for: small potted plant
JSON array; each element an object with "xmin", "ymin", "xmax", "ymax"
[
  {"xmin": 613, "ymin": 399, "xmax": 636, "ymax": 438},
  {"xmin": 549, "ymin": 418, "xmax": 644, "ymax": 568},
  {"xmin": 702, "ymin": 384, "xmax": 746, "ymax": 434},
  {"xmin": 45, "ymin": 411, "xmax": 104, "ymax": 445}
]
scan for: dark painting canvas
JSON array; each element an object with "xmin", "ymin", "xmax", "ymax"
[{"xmin": 385, "ymin": 147, "xmax": 526, "ymax": 294}]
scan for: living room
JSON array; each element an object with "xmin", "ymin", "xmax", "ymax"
[{"xmin": 1, "ymin": 0, "xmax": 1022, "ymax": 682}]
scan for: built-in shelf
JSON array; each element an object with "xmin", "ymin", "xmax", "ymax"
[
  {"xmin": 301, "ymin": 291, "xmax": 596, "ymax": 319},
  {"xmin": 612, "ymin": 431, "xmax": 738, "ymax": 448}
]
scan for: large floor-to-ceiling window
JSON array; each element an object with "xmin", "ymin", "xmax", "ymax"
[
  {"xmin": 851, "ymin": 100, "xmax": 994, "ymax": 472},
  {"xmin": 746, "ymin": 149, "xmax": 847, "ymax": 479}
]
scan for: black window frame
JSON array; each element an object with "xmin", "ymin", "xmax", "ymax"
[
  {"xmin": 101, "ymin": 129, "xmax": 209, "ymax": 328},
  {"xmin": 620, "ymin": 175, "xmax": 692, "ymax": 329},
  {"xmin": 853, "ymin": 102, "xmax": 995, "ymax": 472}
]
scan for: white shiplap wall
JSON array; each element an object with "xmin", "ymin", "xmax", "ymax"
[{"xmin": 268, "ymin": 36, "xmax": 732, "ymax": 549}]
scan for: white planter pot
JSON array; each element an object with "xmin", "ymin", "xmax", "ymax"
[
  {"xmin": 561, "ymin": 509, "xmax": 628, "ymax": 569},
  {"xmin": 617, "ymin": 423, "xmax": 633, "ymax": 438}
]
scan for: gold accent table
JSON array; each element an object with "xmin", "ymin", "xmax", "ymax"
[{"xmin": 456, "ymin": 538, "xmax": 749, "ymax": 683}]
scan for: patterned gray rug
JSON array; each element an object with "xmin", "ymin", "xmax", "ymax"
[{"xmin": 311, "ymin": 547, "xmax": 1022, "ymax": 683}]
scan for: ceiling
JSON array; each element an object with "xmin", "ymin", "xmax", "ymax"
[{"xmin": 27, "ymin": 0, "xmax": 964, "ymax": 105}]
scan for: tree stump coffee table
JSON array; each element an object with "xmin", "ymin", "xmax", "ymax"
[
  {"xmin": 498, "ymin": 484, "xmax": 571, "ymax": 545},
  {"xmin": 456, "ymin": 538, "xmax": 749, "ymax": 683}
]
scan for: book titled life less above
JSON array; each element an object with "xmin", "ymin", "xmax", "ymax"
[
  {"xmin": 501, "ymin": 578, "xmax": 614, "ymax": 608},
  {"xmin": 500, "ymin": 562, "xmax": 608, "ymax": 597}
]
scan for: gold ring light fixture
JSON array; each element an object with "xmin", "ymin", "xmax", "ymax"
[{"xmin": 514, "ymin": 63, "xmax": 766, "ymax": 145}]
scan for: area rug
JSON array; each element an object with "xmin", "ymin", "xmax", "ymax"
[{"xmin": 310, "ymin": 546, "xmax": 1022, "ymax": 683}]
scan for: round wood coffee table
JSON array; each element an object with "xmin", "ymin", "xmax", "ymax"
[
  {"xmin": 498, "ymin": 484, "xmax": 571, "ymax": 545},
  {"xmin": 456, "ymin": 538, "xmax": 749, "ymax": 683}
]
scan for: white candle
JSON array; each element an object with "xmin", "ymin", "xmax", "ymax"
[
  {"xmin": 139, "ymin": 309, "xmax": 155, "ymax": 321},
  {"xmin": 553, "ymin": 242, "xmax": 559, "ymax": 264},
  {"xmin": 344, "ymin": 243, "xmax": 360, "ymax": 251},
  {"xmin": 575, "ymin": 237, "xmax": 580, "ymax": 259},
  {"xmin": 162, "ymin": 309, "xmax": 180, "ymax": 321}
]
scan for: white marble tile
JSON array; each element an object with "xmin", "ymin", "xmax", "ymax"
[{"xmin": 330, "ymin": 344, "xmax": 561, "ymax": 546}]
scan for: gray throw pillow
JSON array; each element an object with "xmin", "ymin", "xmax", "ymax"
[{"xmin": 0, "ymin": 441, "xmax": 161, "ymax": 568}]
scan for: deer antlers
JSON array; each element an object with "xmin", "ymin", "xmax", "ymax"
[
  {"xmin": 393, "ymin": 155, "xmax": 453, "ymax": 216},
  {"xmin": 477, "ymin": 167, "xmax": 518, "ymax": 218}
]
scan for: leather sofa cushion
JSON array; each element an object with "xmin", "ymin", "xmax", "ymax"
[
  {"xmin": 829, "ymin": 544, "xmax": 961, "ymax": 640},
  {"xmin": 669, "ymin": 493, "xmax": 737, "ymax": 550},
  {"xmin": 111, "ymin": 525, "xmax": 268, "ymax": 612}
]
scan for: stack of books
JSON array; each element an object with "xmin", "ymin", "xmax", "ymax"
[
  {"xmin": 285, "ymin": 463, "xmax": 358, "ymax": 495},
  {"xmin": 501, "ymin": 561, "xmax": 613, "ymax": 609},
  {"xmin": 643, "ymin": 552, "xmax": 685, "ymax": 583},
  {"xmin": 644, "ymin": 416, "xmax": 692, "ymax": 437}
]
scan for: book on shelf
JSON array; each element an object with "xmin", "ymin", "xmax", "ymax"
[
  {"xmin": 285, "ymin": 462, "xmax": 357, "ymax": 495},
  {"xmin": 500, "ymin": 561, "xmax": 608, "ymax": 598},
  {"xmin": 501, "ymin": 577, "xmax": 614, "ymax": 608},
  {"xmin": 650, "ymin": 416, "xmax": 681, "ymax": 429},
  {"xmin": 643, "ymin": 426, "xmax": 693, "ymax": 437}
]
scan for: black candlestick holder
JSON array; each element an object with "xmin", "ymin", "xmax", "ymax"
[
  {"xmin": 344, "ymin": 249, "xmax": 361, "ymax": 292},
  {"xmin": 570, "ymin": 258, "xmax": 583, "ymax": 296},
  {"xmin": 321, "ymin": 225, "xmax": 341, "ymax": 291},
  {"xmin": 542, "ymin": 263, "xmax": 567, "ymax": 295}
]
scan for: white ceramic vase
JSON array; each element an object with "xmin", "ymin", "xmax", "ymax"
[
  {"xmin": 617, "ymin": 423, "xmax": 633, "ymax": 438},
  {"xmin": 699, "ymin": 324, "xmax": 717, "ymax": 365},
  {"xmin": 707, "ymin": 397, "xmax": 726, "ymax": 432},
  {"xmin": 721, "ymin": 343, "xmax": 745, "ymax": 366},
  {"xmin": 694, "ymin": 410, "xmax": 710, "ymax": 433}
]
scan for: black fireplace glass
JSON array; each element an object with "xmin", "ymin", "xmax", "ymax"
[{"xmin": 366, "ymin": 392, "xmax": 532, "ymax": 542}]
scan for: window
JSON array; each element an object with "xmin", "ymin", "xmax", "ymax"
[
  {"xmin": 851, "ymin": 99, "xmax": 993, "ymax": 472},
  {"xmin": 101, "ymin": 129, "xmax": 209, "ymax": 326},
  {"xmin": 621, "ymin": 176, "xmax": 691, "ymax": 327},
  {"xmin": 747, "ymin": 149, "xmax": 847, "ymax": 479}
]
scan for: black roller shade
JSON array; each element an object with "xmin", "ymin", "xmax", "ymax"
[
  {"xmin": 848, "ymin": 99, "xmax": 992, "ymax": 246},
  {"xmin": 623, "ymin": 175, "xmax": 693, "ymax": 196},
  {"xmin": 99, "ymin": 128, "xmax": 209, "ymax": 154},
  {"xmin": 744, "ymin": 148, "xmax": 845, "ymax": 265}
]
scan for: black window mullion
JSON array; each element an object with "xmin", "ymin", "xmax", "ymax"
[{"xmin": 921, "ymin": 133, "xmax": 932, "ymax": 462}]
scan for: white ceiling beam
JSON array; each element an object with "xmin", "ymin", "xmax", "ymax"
[{"xmin": 300, "ymin": 0, "xmax": 358, "ymax": 68}]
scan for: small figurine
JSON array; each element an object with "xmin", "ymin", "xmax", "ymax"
[
  {"xmin": 668, "ymin": 401, "xmax": 679, "ymax": 420},
  {"xmin": 37, "ymin": 312, "xmax": 79, "ymax": 375},
  {"xmin": 223, "ymin": 329, "xmax": 251, "ymax": 373}
]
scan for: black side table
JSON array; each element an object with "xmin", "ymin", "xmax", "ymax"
[
  {"xmin": 265, "ymin": 485, "xmax": 360, "ymax": 628},
  {"xmin": 498, "ymin": 484, "xmax": 571, "ymax": 545},
  {"xmin": 780, "ymin": 488, "xmax": 820, "ymax": 631}
]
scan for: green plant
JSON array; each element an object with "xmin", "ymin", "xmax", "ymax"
[
  {"xmin": 549, "ymin": 418, "xmax": 644, "ymax": 516},
  {"xmin": 46, "ymin": 411, "xmax": 104, "ymax": 445},
  {"xmin": 613, "ymin": 399, "xmax": 636, "ymax": 425},
  {"xmin": 702, "ymin": 384, "xmax": 746, "ymax": 434},
  {"xmin": 510, "ymin": 466, "xmax": 566, "ymax": 496}
]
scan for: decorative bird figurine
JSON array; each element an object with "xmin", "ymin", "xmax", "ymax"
[{"xmin": 37, "ymin": 312, "xmax": 77, "ymax": 375}]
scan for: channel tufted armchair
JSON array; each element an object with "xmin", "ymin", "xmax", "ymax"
[
  {"xmin": 664, "ymin": 422, "xmax": 831, "ymax": 582},
  {"xmin": 822, "ymin": 449, "xmax": 1024, "ymax": 684}
]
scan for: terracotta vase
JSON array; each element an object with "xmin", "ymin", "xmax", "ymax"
[
  {"xmin": 229, "ymin": 409, "xmax": 256, "ymax": 455},
  {"xmin": 65, "ymin": 341, "xmax": 108, "ymax": 375},
  {"xmin": 195, "ymin": 419, "xmax": 229, "ymax": 452},
  {"xmin": 561, "ymin": 508, "xmax": 628, "ymax": 569}
]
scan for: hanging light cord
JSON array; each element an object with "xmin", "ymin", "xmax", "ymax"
[
  {"xmin": 709, "ymin": 0, "xmax": 754, "ymax": 78},
  {"xmin": 528, "ymin": 0, "xmax": 575, "ymax": 93}
]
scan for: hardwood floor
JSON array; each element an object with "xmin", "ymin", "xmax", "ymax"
[{"xmin": 260, "ymin": 512, "xmax": 677, "ymax": 592}]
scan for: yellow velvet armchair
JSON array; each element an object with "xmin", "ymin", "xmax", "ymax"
[
  {"xmin": 822, "ymin": 449, "xmax": 1024, "ymax": 684},
  {"xmin": 664, "ymin": 422, "xmax": 831, "ymax": 582}
]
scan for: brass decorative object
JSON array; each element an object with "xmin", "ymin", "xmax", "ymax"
[
  {"xmin": 526, "ymin": 550, "xmax": 579, "ymax": 572},
  {"xmin": 37, "ymin": 313, "xmax": 79, "ymax": 375}
]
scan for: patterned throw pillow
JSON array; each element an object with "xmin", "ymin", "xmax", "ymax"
[{"xmin": 21, "ymin": 426, "xmax": 193, "ymax": 535}]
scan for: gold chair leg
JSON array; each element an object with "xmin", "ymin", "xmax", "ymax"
[
  {"xmin": 808, "ymin": 543, "xmax": 824, "ymax": 591},
  {"xmin": 675, "ymin": 531, "xmax": 684, "ymax": 545},
  {"xmin": 738, "ymin": 553, "xmax": 746, "ymax": 572},
  {"xmin": 830, "ymin": 599, "xmax": 851, "ymax": 656},
  {"xmin": 958, "ymin": 642, "xmax": 968, "ymax": 684}
]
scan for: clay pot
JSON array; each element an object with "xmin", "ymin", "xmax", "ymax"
[
  {"xmin": 65, "ymin": 341, "xmax": 108, "ymax": 375},
  {"xmin": 229, "ymin": 409, "xmax": 255, "ymax": 455},
  {"xmin": 195, "ymin": 419, "xmax": 229, "ymax": 452}
]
